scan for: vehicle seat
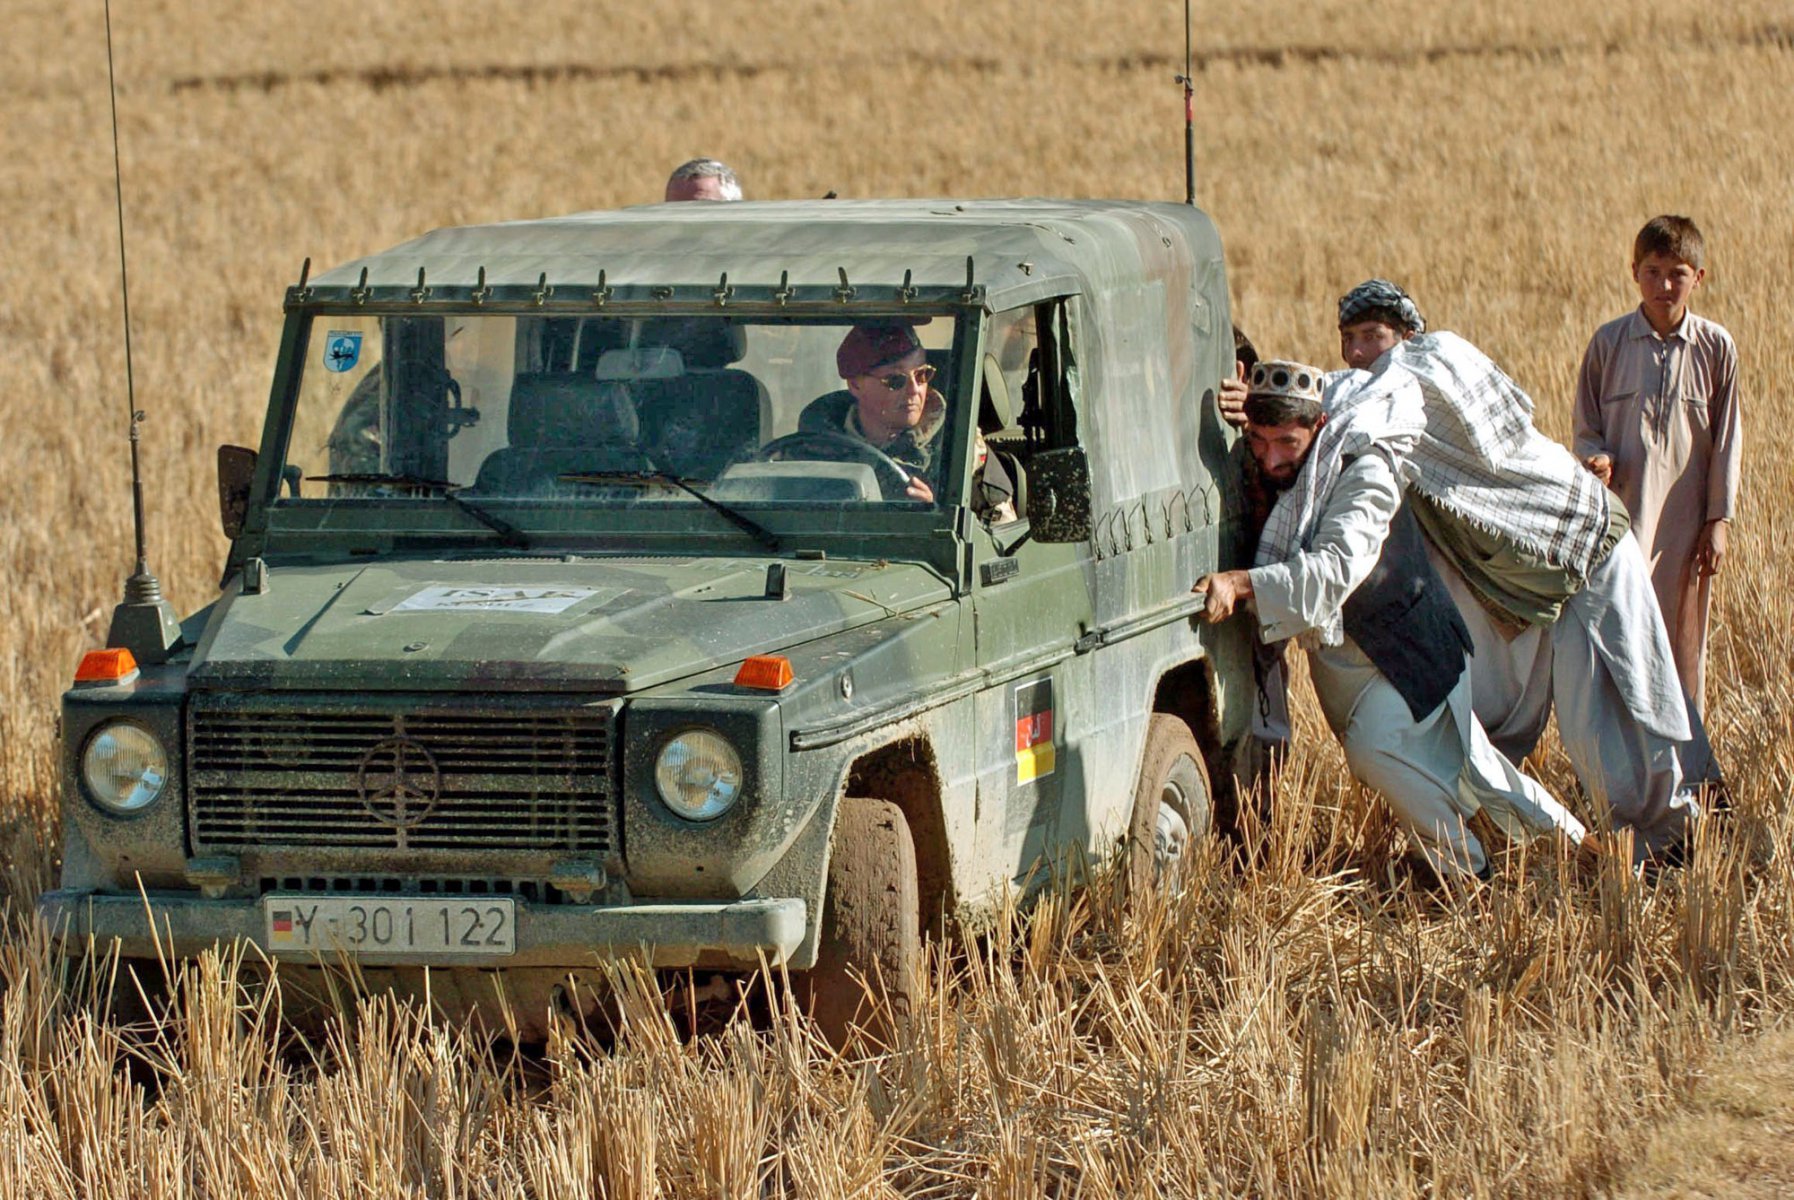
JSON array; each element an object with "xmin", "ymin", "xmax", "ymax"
[
  {"xmin": 926, "ymin": 348, "xmax": 951, "ymax": 385},
  {"xmin": 633, "ymin": 319, "xmax": 768, "ymax": 478},
  {"xmin": 472, "ymin": 373, "xmax": 641, "ymax": 495},
  {"xmin": 798, "ymin": 389, "xmax": 855, "ymax": 435}
]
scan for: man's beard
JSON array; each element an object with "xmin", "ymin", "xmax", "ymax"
[{"xmin": 1255, "ymin": 459, "xmax": 1302, "ymax": 492}]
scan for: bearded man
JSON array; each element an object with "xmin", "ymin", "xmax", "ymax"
[{"xmin": 1195, "ymin": 361, "xmax": 1585, "ymax": 881}]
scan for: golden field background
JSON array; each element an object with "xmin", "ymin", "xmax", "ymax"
[{"xmin": 4, "ymin": 1, "xmax": 1794, "ymax": 1194}]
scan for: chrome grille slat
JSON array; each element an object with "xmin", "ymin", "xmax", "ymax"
[
  {"xmin": 257, "ymin": 877, "xmax": 563, "ymax": 903},
  {"xmin": 192, "ymin": 791, "xmax": 604, "ymax": 805},
  {"xmin": 192, "ymin": 776, "xmax": 603, "ymax": 792},
  {"xmin": 187, "ymin": 699, "xmax": 617, "ymax": 855}
]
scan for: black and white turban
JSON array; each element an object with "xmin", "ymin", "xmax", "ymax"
[{"xmin": 1338, "ymin": 279, "xmax": 1426, "ymax": 333}]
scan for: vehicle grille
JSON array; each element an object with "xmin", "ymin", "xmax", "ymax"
[
  {"xmin": 187, "ymin": 699, "xmax": 617, "ymax": 855},
  {"xmin": 257, "ymin": 875, "xmax": 565, "ymax": 904}
]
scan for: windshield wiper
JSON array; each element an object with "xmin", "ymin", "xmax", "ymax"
[
  {"xmin": 305, "ymin": 473, "xmax": 530, "ymax": 549},
  {"xmin": 559, "ymin": 469, "xmax": 780, "ymax": 552}
]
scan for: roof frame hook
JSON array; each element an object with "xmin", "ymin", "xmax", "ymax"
[
  {"xmin": 591, "ymin": 269, "xmax": 612, "ymax": 307},
  {"xmin": 409, "ymin": 267, "xmax": 431, "ymax": 304},
  {"xmin": 834, "ymin": 267, "xmax": 856, "ymax": 304},
  {"xmin": 960, "ymin": 255, "xmax": 978, "ymax": 303},
  {"xmin": 897, "ymin": 268, "xmax": 917, "ymax": 304},
  {"xmin": 350, "ymin": 267, "xmax": 371, "ymax": 306},
  {"xmin": 773, "ymin": 270, "xmax": 794, "ymax": 307},
  {"xmin": 292, "ymin": 256, "xmax": 313, "ymax": 303},
  {"xmin": 532, "ymin": 272, "xmax": 554, "ymax": 306},
  {"xmin": 470, "ymin": 265, "xmax": 491, "ymax": 305},
  {"xmin": 712, "ymin": 271, "xmax": 734, "ymax": 307}
]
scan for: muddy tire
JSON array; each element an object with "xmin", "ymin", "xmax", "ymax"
[
  {"xmin": 804, "ymin": 798, "xmax": 919, "ymax": 1050},
  {"xmin": 1126, "ymin": 714, "xmax": 1214, "ymax": 896}
]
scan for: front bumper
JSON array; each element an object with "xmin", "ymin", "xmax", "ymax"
[{"xmin": 37, "ymin": 889, "xmax": 807, "ymax": 969}]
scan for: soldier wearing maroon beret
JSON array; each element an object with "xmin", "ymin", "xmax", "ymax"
[{"xmin": 832, "ymin": 323, "xmax": 945, "ymax": 502}]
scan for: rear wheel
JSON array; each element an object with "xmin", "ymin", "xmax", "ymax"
[
  {"xmin": 804, "ymin": 798, "xmax": 919, "ymax": 1049},
  {"xmin": 1126, "ymin": 714, "xmax": 1214, "ymax": 895}
]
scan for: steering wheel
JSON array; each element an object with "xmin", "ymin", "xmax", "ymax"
[{"xmin": 750, "ymin": 431, "xmax": 917, "ymax": 498}]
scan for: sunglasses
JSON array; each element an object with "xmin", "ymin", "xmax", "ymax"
[{"xmin": 868, "ymin": 364, "xmax": 936, "ymax": 392}]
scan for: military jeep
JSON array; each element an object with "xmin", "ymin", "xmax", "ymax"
[{"xmin": 42, "ymin": 199, "xmax": 1254, "ymax": 1040}]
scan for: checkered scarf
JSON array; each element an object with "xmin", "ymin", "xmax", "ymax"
[
  {"xmin": 1254, "ymin": 363, "xmax": 1426, "ymax": 646},
  {"xmin": 1390, "ymin": 332, "xmax": 1610, "ymax": 579}
]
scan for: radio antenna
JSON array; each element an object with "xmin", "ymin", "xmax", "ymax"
[
  {"xmin": 101, "ymin": 0, "xmax": 182, "ymax": 663},
  {"xmin": 1174, "ymin": 0, "xmax": 1196, "ymax": 204}
]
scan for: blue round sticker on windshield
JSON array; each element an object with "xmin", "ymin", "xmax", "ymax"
[{"xmin": 323, "ymin": 331, "xmax": 363, "ymax": 373}]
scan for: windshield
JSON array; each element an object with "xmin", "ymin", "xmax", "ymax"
[{"xmin": 279, "ymin": 313, "xmax": 966, "ymax": 519}]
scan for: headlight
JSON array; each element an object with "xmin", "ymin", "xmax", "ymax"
[
  {"xmin": 81, "ymin": 721, "xmax": 169, "ymax": 815},
  {"xmin": 653, "ymin": 729, "xmax": 743, "ymax": 822}
]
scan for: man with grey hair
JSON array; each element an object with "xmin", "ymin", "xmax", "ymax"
[{"xmin": 664, "ymin": 158, "xmax": 743, "ymax": 202}]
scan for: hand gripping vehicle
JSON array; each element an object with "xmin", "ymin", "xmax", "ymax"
[{"xmin": 43, "ymin": 199, "xmax": 1257, "ymax": 1041}]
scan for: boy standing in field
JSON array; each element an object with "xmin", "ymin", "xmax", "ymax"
[{"xmin": 1574, "ymin": 215, "xmax": 1742, "ymax": 714}]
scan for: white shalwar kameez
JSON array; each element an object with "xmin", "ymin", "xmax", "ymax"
[
  {"xmin": 1428, "ymin": 534, "xmax": 1704, "ymax": 863},
  {"xmin": 1249, "ymin": 452, "xmax": 1585, "ymax": 878},
  {"xmin": 1372, "ymin": 330, "xmax": 1710, "ymax": 864}
]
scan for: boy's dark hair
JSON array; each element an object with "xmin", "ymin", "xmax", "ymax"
[
  {"xmin": 1244, "ymin": 393, "xmax": 1323, "ymax": 428},
  {"xmin": 1634, "ymin": 214, "xmax": 1705, "ymax": 270},
  {"xmin": 1348, "ymin": 304, "xmax": 1411, "ymax": 331}
]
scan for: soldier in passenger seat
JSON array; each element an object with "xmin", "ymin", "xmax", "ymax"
[{"xmin": 973, "ymin": 430, "xmax": 1018, "ymax": 524}]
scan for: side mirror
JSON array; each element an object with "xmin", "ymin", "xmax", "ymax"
[
  {"xmin": 217, "ymin": 445, "xmax": 257, "ymax": 540},
  {"xmin": 1025, "ymin": 446, "xmax": 1092, "ymax": 543}
]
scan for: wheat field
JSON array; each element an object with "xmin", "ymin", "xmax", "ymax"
[{"xmin": 4, "ymin": 1, "xmax": 1794, "ymax": 1194}]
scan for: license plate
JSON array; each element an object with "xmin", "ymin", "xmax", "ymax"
[{"xmin": 263, "ymin": 896, "xmax": 516, "ymax": 958}]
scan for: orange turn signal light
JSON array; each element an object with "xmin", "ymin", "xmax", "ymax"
[
  {"xmin": 75, "ymin": 647, "xmax": 140, "ymax": 684},
  {"xmin": 734, "ymin": 655, "xmax": 794, "ymax": 691}
]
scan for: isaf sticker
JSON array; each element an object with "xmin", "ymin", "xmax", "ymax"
[
  {"xmin": 1013, "ymin": 677, "xmax": 1056, "ymax": 784},
  {"xmin": 391, "ymin": 585, "xmax": 602, "ymax": 615},
  {"xmin": 323, "ymin": 330, "xmax": 364, "ymax": 373}
]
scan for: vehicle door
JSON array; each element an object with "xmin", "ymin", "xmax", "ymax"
[{"xmin": 966, "ymin": 302, "xmax": 1097, "ymax": 888}]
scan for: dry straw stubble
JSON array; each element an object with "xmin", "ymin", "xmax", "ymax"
[{"xmin": 4, "ymin": 1, "xmax": 1794, "ymax": 1194}]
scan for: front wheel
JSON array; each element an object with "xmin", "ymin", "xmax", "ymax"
[
  {"xmin": 803, "ymin": 798, "xmax": 919, "ymax": 1049},
  {"xmin": 1126, "ymin": 714, "xmax": 1215, "ymax": 896}
]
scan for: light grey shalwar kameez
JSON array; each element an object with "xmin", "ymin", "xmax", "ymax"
[{"xmin": 1574, "ymin": 308, "xmax": 1741, "ymax": 712}]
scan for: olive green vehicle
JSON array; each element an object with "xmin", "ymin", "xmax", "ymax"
[{"xmin": 42, "ymin": 199, "xmax": 1255, "ymax": 1039}]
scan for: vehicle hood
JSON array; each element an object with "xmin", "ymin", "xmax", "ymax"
[{"xmin": 185, "ymin": 555, "xmax": 950, "ymax": 691}]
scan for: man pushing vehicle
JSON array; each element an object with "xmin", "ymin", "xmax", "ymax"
[{"xmin": 1194, "ymin": 359, "xmax": 1585, "ymax": 882}]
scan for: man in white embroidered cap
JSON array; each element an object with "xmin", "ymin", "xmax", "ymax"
[{"xmin": 1194, "ymin": 360, "xmax": 1585, "ymax": 883}]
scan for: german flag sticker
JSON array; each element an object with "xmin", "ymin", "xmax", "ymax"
[{"xmin": 1014, "ymin": 678, "xmax": 1056, "ymax": 784}]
